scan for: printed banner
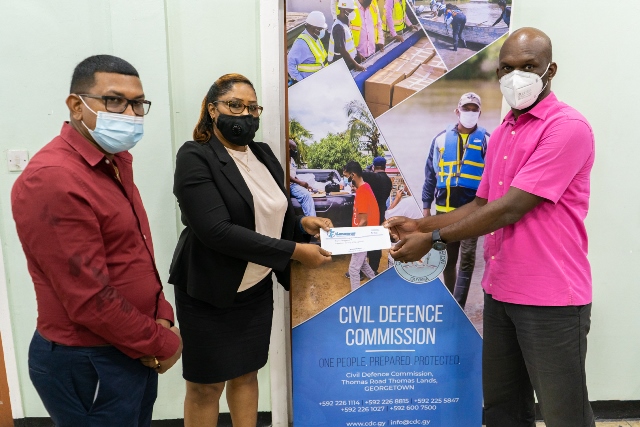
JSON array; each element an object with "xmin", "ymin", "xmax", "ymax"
[
  {"xmin": 286, "ymin": 1, "xmax": 512, "ymax": 425},
  {"xmin": 292, "ymin": 270, "xmax": 482, "ymax": 427}
]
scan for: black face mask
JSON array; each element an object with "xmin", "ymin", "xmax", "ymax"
[
  {"xmin": 290, "ymin": 149, "xmax": 299, "ymax": 159},
  {"xmin": 215, "ymin": 113, "xmax": 259, "ymax": 146}
]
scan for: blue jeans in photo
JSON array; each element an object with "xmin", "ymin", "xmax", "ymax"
[
  {"xmin": 28, "ymin": 330, "xmax": 158, "ymax": 427},
  {"xmin": 452, "ymin": 14, "xmax": 467, "ymax": 50},
  {"xmin": 290, "ymin": 182, "xmax": 316, "ymax": 216}
]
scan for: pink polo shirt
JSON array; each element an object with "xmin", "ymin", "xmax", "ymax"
[{"xmin": 476, "ymin": 92, "xmax": 595, "ymax": 306}]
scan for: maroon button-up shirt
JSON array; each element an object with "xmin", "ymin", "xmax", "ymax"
[{"xmin": 11, "ymin": 122, "xmax": 180, "ymax": 360}]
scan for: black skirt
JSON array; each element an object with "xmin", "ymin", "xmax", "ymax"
[{"xmin": 175, "ymin": 275, "xmax": 274, "ymax": 384}]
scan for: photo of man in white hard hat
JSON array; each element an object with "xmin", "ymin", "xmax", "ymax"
[
  {"xmin": 288, "ymin": 11, "xmax": 329, "ymax": 85},
  {"xmin": 328, "ymin": 0, "xmax": 367, "ymax": 72}
]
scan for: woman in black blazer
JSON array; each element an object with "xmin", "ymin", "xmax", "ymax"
[{"xmin": 169, "ymin": 73, "xmax": 332, "ymax": 426}]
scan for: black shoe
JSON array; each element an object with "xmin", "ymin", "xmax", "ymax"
[{"xmin": 345, "ymin": 272, "xmax": 367, "ymax": 280}]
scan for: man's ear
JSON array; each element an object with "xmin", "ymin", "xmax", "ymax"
[
  {"xmin": 547, "ymin": 62, "xmax": 558, "ymax": 81},
  {"xmin": 66, "ymin": 94, "xmax": 83, "ymax": 121}
]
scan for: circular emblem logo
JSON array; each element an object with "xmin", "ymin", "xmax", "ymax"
[{"xmin": 394, "ymin": 249, "xmax": 448, "ymax": 284}]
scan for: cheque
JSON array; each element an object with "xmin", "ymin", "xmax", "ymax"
[{"xmin": 320, "ymin": 226, "xmax": 392, "ymax": 255}]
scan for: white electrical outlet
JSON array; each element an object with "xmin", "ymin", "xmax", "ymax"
[{"xmin": 7, "ymin": 150, "xmax": 29, "ymax": 172}]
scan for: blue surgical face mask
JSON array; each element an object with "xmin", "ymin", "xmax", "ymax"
[
  {"xmin": 318, "ymin": 29, "xmax": 326, "ymax": 39},
  {"xmin": 79, "ymin": 97, "xmax": 144, "ymax": 154}
]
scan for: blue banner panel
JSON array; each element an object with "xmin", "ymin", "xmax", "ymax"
[{"xmin": 292, "ymin": 269, "xmax": 482, "ymax": 427}]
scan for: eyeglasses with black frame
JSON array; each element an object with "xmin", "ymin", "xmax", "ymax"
[
  {"xmin": 213, "ymin": 100, "xmax": 263, "ymax": 117},
  {"xmin": 78, "ymin": 94, "xmax": 152, "ymax": 116}
]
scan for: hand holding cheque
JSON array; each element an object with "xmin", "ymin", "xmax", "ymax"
[
  {"xmin": 320, "ymin": 226, "xmax": 392, "ymax": 255},
  {"xmin": 292, "ymin": 217, "xmax": 334, "ymax": 268},
  {"xmin": 384, "ymin": 217, "xmax": 434, "ymax": 263}
]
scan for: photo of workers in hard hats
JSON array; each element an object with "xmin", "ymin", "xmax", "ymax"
[
  {"xmin": 412, "ymin": 0, "xmax": 511, "ymax": 70},
  {"xmin": 287, "ymin": 0, "xmax": 452, "ymax": 122},
  {"xmin": 287, "ymin": 0, "xmax": 440, "ymax": 85},
  {"xmin": 287, "ymin": 60, "xmax": 421, "ymax": 327},
  {"xmin": 374, "ymin": 35, "xmax": 506, "ymax": 334}
]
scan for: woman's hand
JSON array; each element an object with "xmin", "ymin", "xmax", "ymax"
[
  {"xmin": 301, "ymin": 216, "xmax": 333, "ymax": 238},
  {"xmin": 292, "ymin": 243, "xmax": 332, "ymax": 268}
]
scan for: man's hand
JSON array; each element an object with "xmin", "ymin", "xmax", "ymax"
[
  {"xmin": 390, "ymin": 232, "xmax": 432, "ymax": 263},
  {"xmin": 376, "ymin": 43, "xmax": 385, "ymax": 52},
  {"xmin": 301, "ymin": 181, "xmax": 310, "ymax": 189},
  {"xmin": 139, "ymin": 325, "xmax": 182, "ymax": 373},
  {"xmin": 384, "ymin": 216, "xmax": 421, "ymax": 240},
  {"xmin": 139, "ymin": 355, "xmax": 159, "ymax": 369},
  {"xmin": 411, "ymin": 24, "xmax": 420, "ymax": 31},
  {"xmin": 301, "ymin": 216, "xmax": 333, "ymax": 238},
  {"xmin": 354, "ymin": 63, "xmax": 367, "ymax": 72},
  {"xmin": 156, "ymin": 319, "xmax": 172, "ymax": 329},
  {"xmin": 423, "ymin": 208, "xmax": 431, "ymax": 217},
  {"xmin": 292, "ymin": 243, "xmax": 332, "ymax": 268},
  {"xmin": 393, "ymin": 34, "xmax": 404, "ymax": 43},
  {"xmin": 156, "ymin": 326, "xmax": 183, "ymax": 374}
]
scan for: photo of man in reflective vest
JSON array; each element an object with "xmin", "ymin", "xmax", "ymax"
[
  {"xmin": 288, "ymin": 11, "xmax": 329, "ymax": 84},
  {"xmin": 421, "ymin": 92, "xmax": 490, "ymax": 308}
]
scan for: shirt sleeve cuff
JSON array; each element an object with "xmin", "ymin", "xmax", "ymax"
[
  {"xmin": 156, "ymin": 326, "xmax": 181, "ymax": 361},
  {"xmin": 156, "ymin": 296, "xmax": 175, "ymax": 325},
  {"xmin": 298, "ymin": 216, "xmax": 309, "ymax": 235}
]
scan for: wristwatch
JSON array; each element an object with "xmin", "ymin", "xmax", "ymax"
[{"xmin": 431, "ymin": 229, "xmax": 447, "ymax": 251}]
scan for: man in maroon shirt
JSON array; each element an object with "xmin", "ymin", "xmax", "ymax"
[{"xmin": 11, "ymin": 55, "xmax": 182, "ymax": 426}]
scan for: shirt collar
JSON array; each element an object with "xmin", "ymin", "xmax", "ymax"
[
  {"xmin": 59, "ymin": 122, "xmax": 132, "ymax": 167},
  {"xmin": 503, "ymin": 91, "xmax": 558, "ymax": 124}
]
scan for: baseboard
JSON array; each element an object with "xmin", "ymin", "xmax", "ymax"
[
  {"xmin": 152, "ymin": 412, "xmax": 273, "ymax": 426},
  {"xmin": 13, "ymin": 402, "xmax": 640, "ymax": 426}
]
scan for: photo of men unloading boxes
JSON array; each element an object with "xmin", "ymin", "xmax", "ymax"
[{"xmin": 364, "ymin": 36, "xmax": 447, "ymax": 117}]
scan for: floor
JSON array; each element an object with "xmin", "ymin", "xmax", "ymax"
[{"xmin": 536, "ymin": 423, "xmax": 640, "ymax": 427}]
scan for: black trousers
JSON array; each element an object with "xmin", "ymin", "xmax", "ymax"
[
  {"xmin": 367, "ymin": 249, "xmax": 382, "ymax": 273},
  {"xmin": 483, "ymin": 294, "xmax": 595, "ymax": 427}
]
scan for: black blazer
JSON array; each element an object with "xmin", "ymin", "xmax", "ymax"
[{"xmin": 168, "ymin": 135, "xmax": 307, "ymax": 308}]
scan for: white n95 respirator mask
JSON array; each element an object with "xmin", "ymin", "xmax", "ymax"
[
  {"xmin": 458, "ymin": 111, "xmax": 480, "ymax": 128},
  {"xmin": 499, "ymin": 63, "xmax": 550, "ymax": 110}
]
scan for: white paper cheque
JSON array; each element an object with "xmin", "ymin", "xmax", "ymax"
[{"xmin": 320, "ymin": 226, "xmax": 391, "ymax": 255}]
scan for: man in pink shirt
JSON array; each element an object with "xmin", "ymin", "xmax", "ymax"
[
  {"xmin": 384, "ymin": 0, "xmax": 416, "ymax": 42},
  {"xmin": 386, "ymin": 28, "xmax": 596, "ymax": 426},
  {"xmin": 355, "ymin": 0, "xmax": 384, "ymax": 59}
]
